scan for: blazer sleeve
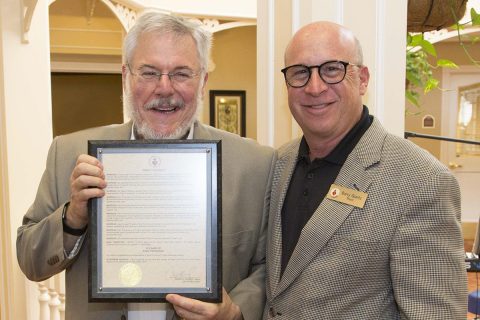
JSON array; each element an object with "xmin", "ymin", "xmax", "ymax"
[
  {"xmin": 228, "ymin": 150, "xmax": 277, "ymax": 320},
  {"xmin": 389, "ymin": 169, "xmax": 468, "ymax": 319},
  {"xmin": 16, "ymin": 137, "xmax": 78, "ymax": 281}
]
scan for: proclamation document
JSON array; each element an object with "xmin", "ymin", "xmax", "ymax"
[{"xmin": 88, "ymin": 141, "xmax": 221, "ymax": 302}]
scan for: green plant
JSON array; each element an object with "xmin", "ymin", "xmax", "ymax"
[{"xmin": 405, "ymin": 7, "xmax": 480, "ymax": 111}]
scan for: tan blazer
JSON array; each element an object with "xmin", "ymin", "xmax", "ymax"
[
  {"xmin": 17, "ymin": 121, "xmax": 276, "ymax": 320},
  {"xmin": 264, "ymin": 118, "xmax": 467, "ymax": 319}
]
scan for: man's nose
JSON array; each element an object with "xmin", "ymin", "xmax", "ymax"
[
  {"xmin": 154, "ymin": 74, "xmax": 175, "ymax": 95},
  {"xmin": 304, "ymin": 68, "xmax": 328, "ymax": 95}
]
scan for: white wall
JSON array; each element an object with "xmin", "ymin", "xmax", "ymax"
[{"xmin": 0, "ymin": 0, "xmax": 53, "ymax": 318}]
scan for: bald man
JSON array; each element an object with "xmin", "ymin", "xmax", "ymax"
[{"xmin": 264, "ymin": 21, "xmax": 467, "ymax": 319}]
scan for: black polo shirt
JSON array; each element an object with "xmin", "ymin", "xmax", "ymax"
[{"xmin": 281, "ymin": 106, "xmax": 373, "ymax": 275}]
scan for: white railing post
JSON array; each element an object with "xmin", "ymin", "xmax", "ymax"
[
  {"xmin": 47, "ymin": 276, "xmax": 61, "ymax": 320},
  {"xmin": 57, "ymin": 271, "xmax": 66, "ymax": 319},
  {"xmin": 35, "ymin": 273, "xmax": 66, "ymax": 320},
  {"xmin": 58, "ymin": 293, "xmax": 65, "ymax": 320},
  {"xmin": 48, "ymin": 288, "xmax": 61, "ymax": 320},
  {"xmin": 38, "ymin": 283, "xmax": 50, "ymax": 320}
]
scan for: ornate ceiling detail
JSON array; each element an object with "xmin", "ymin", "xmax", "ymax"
[
  {"xmin": 23, "ymin": 0, "xmax": 257, "ymax": 42},
  {"xmin": 21, "ymin": 0, "xmax": 38, "ymax": 43},
  {"xmin": 190, "ymin": 18, "xmax": 255, "ymax": 33},
  {"xmin": 102, "ymin": 0, "xmax": 255, "ymax": 33},
  {"xmin": 208, "ymin": 21, "xmax": 256, "ymax": 33},
  {"xmin": 114, "ymin": 2, "xmax": 138, "ymax": 30},
  {"xmin": 86, "ymin": 0, "xmax": 97, "ymax": 24},
  {"xmin": 100, "ymin": 0, "xmax": 139, "ymax": 31},
  {"xmin": 194, "ymin": 18, "xmax": 220, "ymax": 30}
]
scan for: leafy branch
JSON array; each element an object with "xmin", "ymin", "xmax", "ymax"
[
  {"xmin": 405, "ymin": 7, "xmax": 480, "ymax": 110},
  {"xmin": 451, "ymin": 7, "xmax": 480, "ymax": 66}
]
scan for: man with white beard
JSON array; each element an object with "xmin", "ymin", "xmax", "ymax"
[{"xmin": 17, "ymin": 11, "xmax": 275, "ymax": 320}]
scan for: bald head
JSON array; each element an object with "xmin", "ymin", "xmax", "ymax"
[
  {"xmin": 281, "ymin": 20, "xmax": 370, "ymax": 155},
  {"xmin": 284, "ymin": 21, "xmax": 363, "ymax": 67}
]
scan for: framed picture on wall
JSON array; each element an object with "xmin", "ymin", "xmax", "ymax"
[{"xmin": 209, "ymin": 90, "xmax": 246, "ymax": 137}]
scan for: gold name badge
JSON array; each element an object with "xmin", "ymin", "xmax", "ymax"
[{"xmin": 326, "ymin": 184, "xmax": 368, "ymax": 208}]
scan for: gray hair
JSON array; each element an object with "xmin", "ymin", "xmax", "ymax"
[{"xmin": 123, "ymin": 10, "xmax": 212, "ymax": 72}]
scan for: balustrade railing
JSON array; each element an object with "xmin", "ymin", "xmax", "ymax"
[{"xmin": 36, "ymin": 272, "xmax": 65, "ymax": 320}]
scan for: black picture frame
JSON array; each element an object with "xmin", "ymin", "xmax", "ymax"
[
  {"xmin": 87, "ymin": 140, "xmax": 222, "ymax": 303},
  {"xmin": 209, "ymin": 90, "xmax": 246, "ymax": 137}
]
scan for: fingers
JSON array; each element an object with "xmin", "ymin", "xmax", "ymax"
[
  {"xmin": 70, "ymin": 154, "xmax": 106, "ymax": 199},
  {"xmin": 67, "ymin": 154, "xmax": 106, "ymax": 228},
  {"xmin": 71, "ymin": 154, "xmax": 104, "ymax": 181},
  {"xmin": 166, "ymin": 294, "xmax": 208, "ymax": 319},
  {"xmin": 71, "ymin": 174, "xmax": 106, "ymax": 198},
  {"xmin": 166, "ymin": 288, "xmax": 240, "ymax": 320}
]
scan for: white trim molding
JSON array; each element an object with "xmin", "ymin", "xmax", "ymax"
[
  {"xmin": 51, "ymin": 61, "xmax": 122, "ymax": 73},
  {"xmin": 21, "ymin": 0, "xmax": 38, "ymax": 43}
]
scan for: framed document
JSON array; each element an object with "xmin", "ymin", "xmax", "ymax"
[{"xmin": 87, "ymin": 140, "xmax": 222, "ymax": 302}]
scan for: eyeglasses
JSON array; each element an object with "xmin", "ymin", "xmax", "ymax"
[
  {"xmin": 127, "ymin": 63, "xmax": 200, "ymax": 84},
  {"xmin": 281, "ymin": 60, "xmax": 360, "ymax": 88}
]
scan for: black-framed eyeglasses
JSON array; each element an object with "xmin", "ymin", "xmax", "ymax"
[
  {"xmin": 281, "ymin": 60, "xmax": 360, "ymax": 88},
  {"xmin": 127, "ymin": 63, "xmax": 200, "ymax": 84}
]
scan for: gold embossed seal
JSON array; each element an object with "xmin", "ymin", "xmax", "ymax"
[{"xmin": 119, "ymin": 263, "xmax": 142, "ymax": 287}]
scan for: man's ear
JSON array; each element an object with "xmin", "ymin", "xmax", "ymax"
[
  {"xmin": 359, "ymin": 66, "xmax": 370, "ymax": 96},
  {"xmin": 201, "ymin": 73, "xmax": 209, "ymax": 94}
]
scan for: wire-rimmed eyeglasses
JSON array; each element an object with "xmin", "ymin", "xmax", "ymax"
[
  {"xmin": 281, "ymin": 60, "xmax": 361, "ymax": 88},
  {"xmin": 127, "ymin": 63, "xmax": 201, "ymax": 84}
]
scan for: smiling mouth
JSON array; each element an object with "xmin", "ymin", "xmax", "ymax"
[
  {"xmin": 149, "ymin": 106, "xmax": 180, "ymax": 113},
  {"xmin": 304, "ymin": 101, "xmax": 334, "ymax": 109},
  {"xmin": 144, "ymin": 97, "xmax": 184, "ymax": 114}
]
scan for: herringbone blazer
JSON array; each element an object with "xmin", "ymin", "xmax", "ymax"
[
  {"xmin": 17, "ymin": 121, "xmax": 276, "ymax": 320},
  {"xmin": 264, "ymin": 118, "xmax": 468, "ymax": 319}
]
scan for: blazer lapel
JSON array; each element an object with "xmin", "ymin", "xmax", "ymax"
[
  {"xmin": 267, "ymin": 140, "xmax": 301, "ymax": 296},
  {"xmin": 272, "ymin": 118, "xmax": 387, "ymax": 297}
]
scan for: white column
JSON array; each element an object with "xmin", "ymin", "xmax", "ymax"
[
  {"xmin": 257, "ymin": 0, "xmax": 294, "ymax": 147},
  {"xmin": 0, "ymin": 0, "xmax": 53, "ymax": 319},
  {"xmin": 257, "ymin": 0, "xmax": 408, "ymax": 146},
  {"xmin": 256, "ymin": 0, "xmax": 276, "ymax": 147}
]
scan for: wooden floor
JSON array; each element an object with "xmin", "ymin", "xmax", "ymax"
[{"xmin": 466, "ymin": 239, "xmax": 479, "ymax": 320}]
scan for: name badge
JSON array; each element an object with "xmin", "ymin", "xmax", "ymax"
[{"xmin": 326, "ymin": 184, "xmax": 368, "ymax": 208}]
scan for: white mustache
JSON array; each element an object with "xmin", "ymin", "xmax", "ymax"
[{"xmin": 144, "ymin": 98, "xmax": 184, "ymax": 110}]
